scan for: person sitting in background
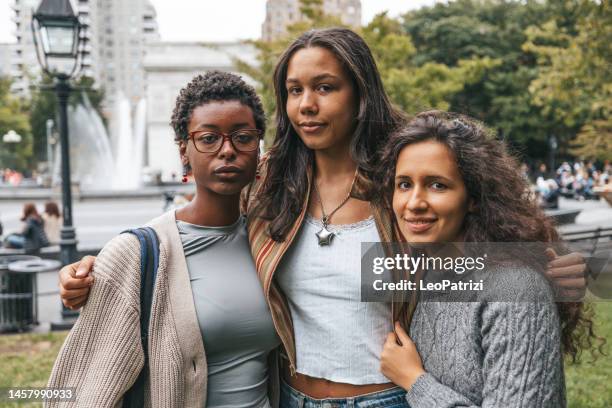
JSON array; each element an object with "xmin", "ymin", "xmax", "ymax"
[
  {"xmin": 42, "ymin": 201, "xmax": 62, "ymax": 245},
  {"xmin": 4, "ymin": 203, "xmax": 50, "ymax": 253},
  {"xmin": 536, "ymin": 173, "xmax": 560, "ymax": 209}
]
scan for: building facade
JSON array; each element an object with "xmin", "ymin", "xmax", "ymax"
[
  {"xmin": 88, "ymin": 0, "xmax": 159, "ymax": 110},
  {"xmin": 0, "ymin": 43, "xmax": 16, "ymax": 78},
  {"xmin": 8, "ymin": 0, "xmax": 42, "ymax": 95},
  {"xmin": 6, "ymin": 0, "xmax": 158, "ymax": 105},
  {"xmin": 262, "ymin": 0, "xmax": 361, "ymax": 41},
  {"xmin": 8, "ymin": 0, "xmax": 95, "ymax": 95}
]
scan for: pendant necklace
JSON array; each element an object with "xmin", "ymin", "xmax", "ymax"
[{"xmin": 313, "ymin": 168, "xmax": 358, "ymax": 246}]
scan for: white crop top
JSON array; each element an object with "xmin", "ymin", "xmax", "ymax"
[{"xmin": 275, "ymin": 215, "xmax": 393, "ymax": 384}]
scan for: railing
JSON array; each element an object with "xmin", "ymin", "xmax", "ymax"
[{"xmin": 561, "ymin": 226, "xmax": 612, "ymax": 243}]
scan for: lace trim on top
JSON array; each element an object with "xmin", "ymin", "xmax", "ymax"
[{"xmin": 304, "ymin": 214, "xmax": 375, "ymax": 232}]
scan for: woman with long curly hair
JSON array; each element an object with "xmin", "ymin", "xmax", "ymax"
[{"xmin": 378, "ymin": 110, "xmax": 601, "ymax": 407}]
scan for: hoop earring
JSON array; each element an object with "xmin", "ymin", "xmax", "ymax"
[{"xmin": 182, "ymin": 163, "xmax": 189, "ymax": 183}]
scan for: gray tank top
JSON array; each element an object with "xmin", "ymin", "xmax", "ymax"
[{"xmin": 177, "ymin": 217, "xmax": 279, "ymax": 408}]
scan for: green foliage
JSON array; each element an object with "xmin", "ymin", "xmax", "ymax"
[
  {"xmin": 525, "ymin": 0, "xmax": 611, "ymax": 160},
  {"xmin": 403, "ymin": 0, "xmax": 552, "ymax": 66},
  {"xmin": 399, "ymin": 0, "xmax": 611, "ymax": 161},
  {"xmin": 363, "ymin": 12, "xmax": 500, "ymax": 115},
  {"xmin": 401, "ymin": 0, "xmax": 562, "ymax": 156},
  {"xmin": 571, "ymin": 119, "xmax": 612, "ymax": 161},
  {"xmin": 0, "ymin": 77, "xmax": 33, "ymax": 172}
]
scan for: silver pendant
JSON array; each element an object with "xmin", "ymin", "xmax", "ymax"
[{"xmin": 316, "ymin": 225, "xmax": 335, "ymax": 246}]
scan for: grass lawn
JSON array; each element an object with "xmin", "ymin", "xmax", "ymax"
[
  {"xmin": 0, "ymin": 331, "xmax": 67, "ymax": 408},
  {"xmin": 0, "ymin": 303, "xmax": 610, "ymax": 407},
  {"xmin": 565, "ymin": 302, "xmax": 612, "ymax": 407}
]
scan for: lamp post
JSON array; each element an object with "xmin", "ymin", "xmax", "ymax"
[
  {"xmin": 549, "ymin": 134, "xmax": 558, "ymax": 178},
  {"xmin": 31, "ymin": 0, "xmax": 82, "ymax": 267},
  {"xmin": 46, "ymin": 119, "xmax": 54, "ymax": 172}
]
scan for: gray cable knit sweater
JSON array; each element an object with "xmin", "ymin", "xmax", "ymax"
[{"xmin": 404, "ymin": 264, "xmax": 566, "ymax": 407}]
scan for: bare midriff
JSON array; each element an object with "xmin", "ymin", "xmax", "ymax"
[{"xmin": 282, "ymin": 361, "xmax": 396, "ymax": 399}]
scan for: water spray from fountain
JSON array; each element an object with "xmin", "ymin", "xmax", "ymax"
[
  {"xmin": 112, "ymin": 93, "xmax": 146, "ymax": 190},
  {"xmin": 53, "ymin": 92, "xmax": 115, "ymax": 190},
  {"xmin": 52, "ymin": 92, "xmax": 147, "ymax": 190}
]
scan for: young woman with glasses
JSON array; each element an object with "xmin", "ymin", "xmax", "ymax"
[
  {"xmin": 48, "ymin": 71, "xmax": 280, "ymax": 407},
  {"xmin": 56, "ymin": 28, "xmax": 588, "ymax": 407}
]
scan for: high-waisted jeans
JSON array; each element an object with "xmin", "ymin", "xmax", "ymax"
[{"xmin": 280, "ymin": 379, "xmax": 410, "ymax": 408}]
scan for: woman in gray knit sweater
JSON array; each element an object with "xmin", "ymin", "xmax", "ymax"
[{"xmin": 378, "ymin": 110, "xmax": 597, "ymax": 407}]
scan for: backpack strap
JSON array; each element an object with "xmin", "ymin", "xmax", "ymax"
[{"xmin": 121, "ymin": 227, "xmax": 160, "ymax": 408}]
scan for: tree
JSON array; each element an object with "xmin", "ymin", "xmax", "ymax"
[
  {"xmin": 0, "ymin": 77, "xmax": 33, "ymax": 172},
  {"xmin": 362, "ymin": 12, "xmax": 499, "ymax": 115},
  {"xmin": 401, "ymin": 0, "xmax": 560, "ymax": 159},
  {"xmin": 525, "ymin": 0, "xmax": 611, "ymax": 160}
]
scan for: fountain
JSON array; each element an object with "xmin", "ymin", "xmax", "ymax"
[
  {"xmin": 111, "ymin": 94, "xmax": 146, "ymax": 190},
  {"xmin": 51, "ymin": 92, "xmax": 147, "ymax": 191},
  {"xmin": 52, "ymin": 92, "xmax": 115, "ymax": 190}
]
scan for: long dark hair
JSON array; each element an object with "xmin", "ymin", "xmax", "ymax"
[
  {"xmin": 21, "ymin": 203, "xmax": 41, "ymax": 222},
  {"xmin": 254, "ymin": 27, "xmax": 406, "ymax": 241},
  {"xmin": 44, "ymin": 201, "xmax": 61, "ymax": 218},
  {"xmin": 380, "ymin": 110, "xmax": 603, "ymax": 361}
]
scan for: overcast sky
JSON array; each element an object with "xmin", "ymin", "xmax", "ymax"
[{"xmin": 0, "ymin": 0, "xmax": 441, "ymax": 44}]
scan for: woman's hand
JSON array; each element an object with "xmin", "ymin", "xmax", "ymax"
[
  {"xmin": 59, "ymin": 256, "xmax": 96, "ymax": 310},
  {"xmin": 545, "ymin": 248, "xmax": 587, "ymax": 300},
  {"xmin": 380, "ymin": 322, "xmax": 426, "ymax": 391}
]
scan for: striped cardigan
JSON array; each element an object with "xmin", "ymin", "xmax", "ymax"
[{"xmin": 243, "ymin": 159, "xmax": 411, "ymax": 375}]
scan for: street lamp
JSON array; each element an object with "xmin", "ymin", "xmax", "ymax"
[
  {"xmin": 2, "ymin": 130, "xmax": 22, "ymax": 144},
  {"xmin": 31, "ymin": 0, "xmax": 82, "ymax": 267}
]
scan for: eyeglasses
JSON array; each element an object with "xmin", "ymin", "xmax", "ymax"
[{"xmin": 187, "ymin": 129, "xmax": 263, "ymax": 154}]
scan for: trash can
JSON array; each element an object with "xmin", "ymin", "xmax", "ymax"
[
  {"xmin": 0, "ymin": 255, "xmax": 41, "ymax": 332},
  {"xmin": 9, "ymin": 259, "xmax": 62, "ymax": 332}
]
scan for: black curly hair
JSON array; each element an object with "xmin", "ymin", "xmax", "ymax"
[{"xmin": 170, "ymin": 70, "xmax": 266, "ymax": 143}]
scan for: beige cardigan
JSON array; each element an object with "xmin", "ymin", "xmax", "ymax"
[{"xmin": 47, "ymin": 211, "xmax": 279, "ymax": 407}]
